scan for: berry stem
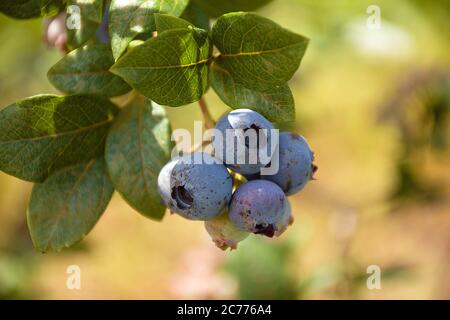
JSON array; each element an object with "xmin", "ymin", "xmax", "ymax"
[
  {"xmin": 198, "ymin": 97, "xmax": 215, "ymax": 130},
  {"xmin": 120, "ymin": 90, "xmax": 140, "ymax": 108}
]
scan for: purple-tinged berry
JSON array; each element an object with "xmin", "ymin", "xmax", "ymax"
[{"xmin": 229, "ymin": 180, "xmax": 287, "ymax": 237}]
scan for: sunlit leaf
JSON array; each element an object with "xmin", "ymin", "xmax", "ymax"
[
  {"xmin": 67, "ymin": 0, "xmax": 104, "ymax": 23},
  {"xmin": 109, "ymin": 0, "xmax": 189, "ymax": 60},
  {"xmin": 154, "ymin": 13, "xmax": 193, "ymax": 33}
]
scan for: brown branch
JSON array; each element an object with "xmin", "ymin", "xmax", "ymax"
[{"xmin": 198, "ymin": 97, "xmax": 215, "ymax": 130}]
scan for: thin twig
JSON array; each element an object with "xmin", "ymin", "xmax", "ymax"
[{"xmin": 198, "ymin": 97, "xmax": 215, "ymax": 130}]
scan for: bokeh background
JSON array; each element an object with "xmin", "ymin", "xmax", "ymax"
[{"xmin": 0, "ymin": 0, "xmax": 449, "ymax": 299}]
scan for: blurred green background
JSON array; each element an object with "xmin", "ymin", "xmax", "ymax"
[{"xmin": 0, "ymin": 0, "xmax": 449, "ymax": 299}]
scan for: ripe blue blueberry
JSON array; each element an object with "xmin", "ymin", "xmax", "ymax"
[
  {"xmin": 158, "ymin": 153, "xmax": 233, "ymax": 221},
  {"xmin": 213, "ymin": 109, "xmax": 277, "ymax": 175},
  {"xmin": 204, "ymin": 212, "xmax": 249, "ymax": 251},
  {"xmin": 263, "ymin": 132, "xmax": 317, "ymax": 196},
  {"xmin": 229, "ymin": 180, "xmax": 287, "ymax": 238},
  {"xmin": 157, "ymin": 158, "xmax": 178, "ymax": 208}
]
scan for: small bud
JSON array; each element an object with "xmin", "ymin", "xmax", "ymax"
[{"xmin": 43, "ymin": 13, "xmax": 67, "ymax": 52}]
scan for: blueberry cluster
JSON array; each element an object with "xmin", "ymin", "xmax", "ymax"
[{"xmin": 158, "ymin": 109, "xmax": 317, "ymax": 250}]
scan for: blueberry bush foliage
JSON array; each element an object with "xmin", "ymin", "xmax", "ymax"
[{"xmin": 0, "ymin": 0, "xmax": 309, "ymax": 252}]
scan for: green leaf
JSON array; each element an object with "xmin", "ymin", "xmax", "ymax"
[
  {"xmin": 210, "ymin": 63, "xmax": 295, "ymax": 122},
  {"xmin": 128, "ymin": 39, "xmax": 145, "ymax": 50},
  {"xmin": 67, "ymin": 0, "xmax": 104, "ymax": 24},
  {"xmin": 105, "ymin": 99, "xmax": 172, "ymax": 220},
  {"xmin": 48, "ymin": 44, "xmax": 131, "ymax": 97},
  {"xmin": 66, "ymin": 16, "xmax": 100, "ymax": 51},
  {"xmin": 111, "ymin": 27, "xmax": 212, "ymax": 107},
  {"xmin": 0, "ymin": 0, "xmax": 41, "ymax": 19},
  {"xmin": 212, "ymin": 12, "xmax": 309, "ymax": 92},
  {"xmin": 27, "ymin": 158, "xmax": 114, "ymax": 252},
  {"xmin": 41, "ymin": 0, "xmax": 65, "ymax": 15},
  {"xmin": 0, "ymin": 95, "xmax": 118, "ymax": 182},
  {"xmin": 155, "ymin": 13, "xmax": 193, "ymax": 33},
  {"xmin": 181, "ymin": 1, "xmax": 210, "ymax": 30},
  {"xmin": 109, "ymin": 0, "xmax": 190, "ymax": 60},
  {"xmin": 0, "ymin": 0, "xmax": 64, "ymax": 19},
  {"xmin": 193, "ymin": 0, "xmax": 273, "ymax": 17},
  {"xmin": 65, "ymin": 0, "xmax": 106, "ymax": 49}
]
